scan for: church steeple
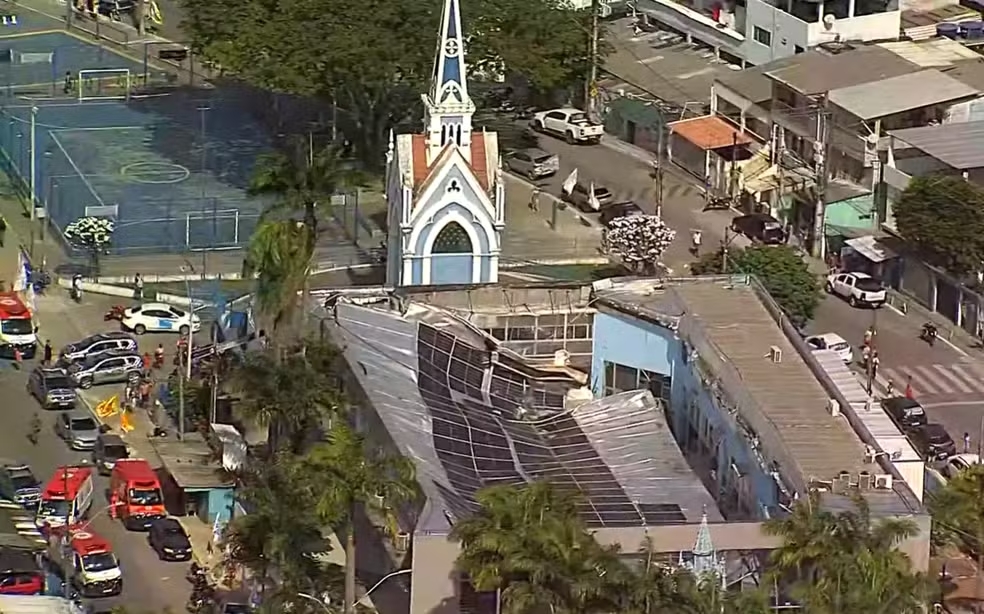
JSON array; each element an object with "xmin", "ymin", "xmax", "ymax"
[{"xmin": 422, "ymin": 0, "xmax": 475, "ymax": 164}]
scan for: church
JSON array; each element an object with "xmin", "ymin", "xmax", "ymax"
[{"xmin": 384, "ymin": 0, "xmax": 505, "ymax": 287}]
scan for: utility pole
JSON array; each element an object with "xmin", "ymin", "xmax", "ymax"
[
  {"xmin": 865, "ymin": 309, "xmax": 878, "ymax": 395},
  {"xmin": 654, "ymin": 124, "xmax": 665, "ymax": 217},
  {"xmin": 585, "ymin": 0, "xmax": 600, "ymax": 117},
  {"xmin": 811, "ymin": 93, "xmax": 830, "ymax": 261},
  {"xmin": 29, "ymin": 106, "xmax": 36, "ymax": 217},
  {"xmin": 774, "ymin": 126, "xmax": 786, "ymax": 221}
]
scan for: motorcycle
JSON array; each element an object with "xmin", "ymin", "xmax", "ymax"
[
  {"xmin": 186, "ymin": 562, "xmax": 208, "ymax": 584},
  {"xmin": 920, "ymin": 322, "xmax": 938, "ymax": 346},
  {"xmin": 103, "ymin": 304, "xmax": 126, "ymax": 321},
  {"xmin": 69, "ymin": 275, "xmax": 83, "ymax": 304}
]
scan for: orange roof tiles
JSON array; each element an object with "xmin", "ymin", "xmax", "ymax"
[
  {"xmin": 669, "ymin": 115, "xmax": 752, "ymax": 151},
  {"xmin": 409, "ymin": 133, "xmax": 489, "ymax": 190}
]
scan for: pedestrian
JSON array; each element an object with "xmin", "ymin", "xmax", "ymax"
[
  {"xmin": 142, "ymin": 352, "xmax": 152, "ymax": 374},
  {"xmin": 886, "ymin": 378, "xmax": 895, "ymax": 397},
  {"xmin": 870, "ymin": 351, "xmax": 880, "ymax": 380},
  {"xmin": 41, "ymin": 340, "xmax": 52, "ymax": 366},
  {"xmin": 965, "ymin": 432, "xmax": 972, "ymax": 454},
  {"xmin": 12, "ymin": 346, "xmax": 22, "ymax": 370},
  {"xmin": 124, "ymin": 381, "xmax": 133, "ymax": 405},
  {"xmin": 863, "ymin": 327, "xmax": 874, "ymax": 347},
  {"xmin": 690, "ymin": 229, "xmax": 702, "ymax": 256},
  {"xmin": 0, "ymin": 214, "xmax": 8, "ymax": 249},
  {"xmin": 134, "ymin": 273, "xmax": 144, "ymax": 301},
  {"xmin": 62, "ymin": 71, "xmax": 75, "ymax": 95},
  {"xmin": 528, "ymin": 186, "xmax": 540, "ymax": 213},
  {"xmin": 905, "ymin": 374, "xmax": 915, "ymax": 399}
]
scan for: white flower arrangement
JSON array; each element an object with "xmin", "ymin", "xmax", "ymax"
[
  {"xmin": 602, "ymin": 215, "xmax": 676, "ymax": 273},
  {"xmin": 64, "ymin": 216, "xmax": 115, "ymax": 250}
]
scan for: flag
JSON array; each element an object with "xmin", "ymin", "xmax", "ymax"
[
  {"xmin": 13, "ymin": 250, "xmax": 27, "ymax": 292},
  {"xmin": 119, "ymin": 409, "xmax": 134, "ymax": 432},
  {"xmin": 588, "ymin": 182, "xmax": 601, "ymax": 211},
  {"xmin": 562, "ymin": 168, "xmax": 578, "ymax": 196}
]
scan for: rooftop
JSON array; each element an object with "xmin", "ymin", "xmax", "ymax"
[
  {"xmin": 766, "ymin": 46, "xmax": 920, "ymax": 96},
  {"xmin": 151, "ymin": 437, "xmax": 234, "ymax": 490},
  {"xmin": 828, "ymin": 70, "xmax": 979, "ymax": 121},
  {"xmin": 669, "ymin": 115, "xmax": 752, "ymax": 150},
  {"xmin": 329, "ymin": 300, "xmax": 721, "ymax": 534},
  {"xmin": 714, "ymin": 56, "xmax": 802, "ymax": 105},
  {"xmin": 889, "ymin": 120, "xmax": 984, "ymax": 169},
  {"xmin": 594, "ymin": 278, "xmax": 868, "ymax": 489},
  {"xmin": 877, "ymin": 38, "xmax": 982, "ymax": 68},
  {"xmin": 0, "ymin": 500, "xmax": 44, "ymax": 550}
]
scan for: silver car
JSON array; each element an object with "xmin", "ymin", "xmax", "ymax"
[
  {"xmin": 55, "ymin": 410, "xmax": 100, "ymax": 450},
  {"xmin": 505, "ymin": 148, "xmax": 559, "ymax": 180},
  {"xmin": 67, "ymin": 350, "xmax": 143, "ymax": 389},
  {"xmin": 564, "ymin": 182, "xmax": 615, "ymax": 212}
]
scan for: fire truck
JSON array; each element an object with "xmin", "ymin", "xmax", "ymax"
[
  {"xmin": 49, "ymin": 528, "xmax": 122, "ymax": 598},
  {"xmin": 108, "ymin": 459, "xmax": 165, "ymax": 530},
  {"xmin": 0, "ymin": 293, "xmax": 36, "ymax": 359},
  {"xmin": 35, "ymin": 468, "xmax": 94, "ymax": 530}
]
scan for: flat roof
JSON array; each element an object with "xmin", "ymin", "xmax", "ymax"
[
  {"xmin": 878, "ymin": 38, "xmax": 982, "ymax": 68},
  {"xmin": 828, "ymin": 70, "xmax": 979, "ymax": 120},
  {"xmin": 151, "ymin": 438, "xmax": 234, "ymax": 490},
  {"xmin": 766, "ymin": 46, "xmax": 920, "ymax": 96},
  {"xmin": 330, "ymin": 301, "xmax": 721, "ymax": 534},
  {"xmin": 669, "ymin": 115, "xmax": 752, "ymax": 150},
  {"xmin": 596, "ymin": 278, "xmax": 868, "ymax": 488},
  {"xmin": 890, "ymin": 120, "xmax": 984, "ymax": 169}
]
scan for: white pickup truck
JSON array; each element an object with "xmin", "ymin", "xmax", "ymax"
[{"xmin": 531, "ymin": 108, "xmax": 604, "ymax": 145}]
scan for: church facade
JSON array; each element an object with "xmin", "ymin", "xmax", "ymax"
[{"xmin": 384, "ymin": 0, "xmax": 505, "ymax": 287}]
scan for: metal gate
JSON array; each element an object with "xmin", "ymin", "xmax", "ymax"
[{"xmin": 185, "ymin": 210, "xmax": 241, "ymax": 250}]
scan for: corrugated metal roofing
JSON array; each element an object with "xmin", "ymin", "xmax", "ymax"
[
  {"xmin": 828, "ymin": 69, "xmax": 980, "ymax": 120},
  {"xmin": 890, "ymin": 120, "xmax": 984, "ymax": 169},
  {"xmin": 765, "ymin": 46, "xmax": 920, "ymax": 96}
]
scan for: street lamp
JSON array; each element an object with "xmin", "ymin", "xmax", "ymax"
[{"xmin": 355, "ymin": 568, "xmax": 412, "ymax": 606}]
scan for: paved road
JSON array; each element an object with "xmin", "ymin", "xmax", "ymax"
[
  {"xmin": 808, "ymin": 293, "xmax": 984, "ymax": 452},
  {"xmin": 12, "ymin": 290, "xmax": 197, "ymax": 613}
]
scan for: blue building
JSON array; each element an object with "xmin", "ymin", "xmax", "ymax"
[{"xmin": 384, "ymin": 0, "xmax": 505, "ymax": 286}]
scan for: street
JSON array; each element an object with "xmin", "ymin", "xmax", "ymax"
[
  {"xmin": 808, "ymin": 294, "xmax": 984, "ymax": 453},
  {"xmin": 9, "ymin": 289, "xmax": 201, "ymax": 613}
]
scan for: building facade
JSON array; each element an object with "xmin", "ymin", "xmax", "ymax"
[{"xmin": 384, "ymin": 0, "xmax": 505, "ymax": 287}]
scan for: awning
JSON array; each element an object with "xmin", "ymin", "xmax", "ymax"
[{"xmin": 845, "ymin": 235, "xmax": 897, "ymax": 263}]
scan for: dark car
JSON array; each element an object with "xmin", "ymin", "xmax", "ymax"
[
  {"xmin": 599, "ymin": 201, "xmax": 645, "ymax": 226},
  {"xmin": 0, "ymin": 550, "xmax": 43, "ymax": 595},
  {"xmin": 59, "ymin": 332, "xmax": 137, "ymax": 365},
  {"xmin": 148, "ymin": 517, "xmax": 193, "ymax": 561},
  {"xmin": 0, "ymin": 462, "xmax": 41, "ymax": 508},
  {"xmin": 92, "ymin": 433, "xmax": 129, "ymax": 476},
  {"xmin": 731, "ymin": 213, "xmax": 785, "ymax": 244},
  {"xmin": 909, "ymin": 423, "xmax": 956, "ymax": 461},
  {"xmin": 564, "ymin": 182, "xmax": 615, "ymax": 212},
  {"xmin": 881, "ymin": 396, "xmax": 928, "ymax": 430},
  {"xmin": 27, "ymin": 366, "xmax": 77, "ymax": 409}
]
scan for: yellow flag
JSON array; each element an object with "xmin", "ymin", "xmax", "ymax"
[
  {"xmin": 120, "ymin": 410, "xmax": 134, "ymax": 433},
  {"xmin": 95, "ymin": 395, "xmax": 119, "ymax": 418}
]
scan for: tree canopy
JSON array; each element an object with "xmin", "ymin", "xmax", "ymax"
[
  {"xmin": 602, "ymin": 215, "xmax": 676, "ymax": 275},
  {"xmin": 691, "ymin": 245, "xmax": 821, "ymax": 327},
  {"xmin": 180, "ymin": 0, "xmax": 599, "ymax": 165},
  {"xmin": 894, "ymin": 174, "xmax": 984, "ymax": 276}
]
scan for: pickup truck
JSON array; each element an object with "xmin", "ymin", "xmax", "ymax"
[{"xmin": 531, "ymin": 108, "xmax": 603, "ymax": 145}]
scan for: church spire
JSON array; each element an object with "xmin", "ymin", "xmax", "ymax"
[{"xmin": 422, "ymin": 0, "xmax": 475, "ymax": 164}]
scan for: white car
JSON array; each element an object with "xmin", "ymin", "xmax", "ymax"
[
  {"xmin": 941, "ymin": 453, "xmax": 981, "ymax": 480},
  {"xmin": 121, "ymin": 302, "xmax": 201, "ymax": 335},
  {"xmin": 531, "ymin": 108, "xmax": 604, "ymax": 144},
  {"xmin": 805, "ymin": 332, "xmax": 853, "ymax": 363},
  {"xmin": 825, "ymin": 272, "xmax": 886, "ymax": 308}
]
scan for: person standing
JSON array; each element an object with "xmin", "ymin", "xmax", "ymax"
[
  {"xmin": 42, "ymin": 340, "xmax": 52, "ymax": 366},
  {"xmin": 0, "ymin": 214, "xmax": 8, "ymax": 248},
  {"xmin": 134, "ymin": 273, "xmax": 144, "ymax": 301},
  {"xmin": 528, "ymin": 186, "xmax": 540, "ymax": 213},
  {"xmin": 870, "ymin": 351, "xmax": 880, "ymax": 380},
  {"xmin": 965, "ymin": 432, "xmax": 972, "ymax": 454}
]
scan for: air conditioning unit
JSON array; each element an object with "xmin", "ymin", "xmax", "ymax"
[
  {"xmin": 769, "ymin": 346, "xmax": 782, "ymax": 363},
  {"xmin": 875, "ymin": 474, "xmax": 893, "ymax": 490},
  {"xmin": 827, "ymin": 398, "xmax": 841, "ymax": 417},
  {"xmin": 858, "ymin": 471, "xmax": 873, "ymax": 490},
  {"xmin": 394, "ymin": 531, "xmax": 410, "ymax": 553}
]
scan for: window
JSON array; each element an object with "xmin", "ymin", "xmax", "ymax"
[
  {"xmin": 753, "ymin": 26, "xmax": 771, "ymax": 45},
  {"xmin": 603, "ymin": 360, "xmax": 671, "ymax": 406},
  {"xmin": 432, "ymin": 222, "xmax": 472, "ymax": 254}
]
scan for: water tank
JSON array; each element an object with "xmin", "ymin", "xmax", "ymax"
[
  {"xmin": 937, "ymin": 22, "xmax": 960, "ymax": 39},
  {"xmin": 962, "ymin": 21, "xmax": 984, "ymax": 39}
]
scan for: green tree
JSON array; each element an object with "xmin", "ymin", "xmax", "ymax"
[
  {"xmin": 179, "ymin": 0, "xmax": 600, "ymax": 165},
  {"xmin": 296, "ymin": 423, "xmax": 417, "ymax": 614},
  {"xmin": 691, "ymin": 245, "xmax": 821, "ymax": 327},
  {"xmin": 243, "ymin": 219, "xmax": 310, "ymax": 334},
  {"xmin": 894, "ymin": 174, "xmax": 984, "ymax": 276},
  {"xmin": 929, "ymin": 462, "xmax": 984, "ymax": 595},
  {"xmin": 764, "ymin": 490, "xmax": 929, "ymax": 614}
]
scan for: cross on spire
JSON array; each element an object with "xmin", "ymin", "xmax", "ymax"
[{"xmin": 422, "ymin": 0, "xmax": 475, "ymax": 162}]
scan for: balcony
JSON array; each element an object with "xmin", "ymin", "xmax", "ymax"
[{"xmin": 635, "ymin": 0, "xmax": 745, "ymax": 55}]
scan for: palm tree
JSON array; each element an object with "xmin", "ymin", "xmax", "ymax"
[
  {"xmin": 248, "ymin": 136, "xmax": 355, "ymax": 329},
  {"xmin": 243, "ymin": 219, "xmax": 311, "ymax": 337},
  {"xmin": 296, "ymin": 422, "xmax": 417, "ymax": 614}
]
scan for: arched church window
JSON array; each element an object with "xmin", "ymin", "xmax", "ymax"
[
  {"xmin": 441, "ymin": 125, "xmax": 448, "ymax": 145},
  {"xmin": 432, "ymin": 221, "xmax": 472, "ymax": 254},
  {"xmin": 455, "ymin": 125, "xmax": 462, "ymax": 146}
]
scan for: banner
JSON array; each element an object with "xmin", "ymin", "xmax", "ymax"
[
  {"xmin": 94, "ymin": 395, "xmax": 119, "ymax": 418},
  {"xmin": 562, "ymin": 169, "xmax": 578, "ymax": 196}
]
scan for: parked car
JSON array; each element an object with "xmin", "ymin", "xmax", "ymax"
[
  {"xmin": 92, "ymin": 433, "xmax": 130, "ymax": 476},
  {"xmin": 0, "ymin": 461, "xmax": 40, "ymax": 508},
  {"xmin": 121, "ymin": 302, "xmax": 201, "ymax": 335},
  {"xmin": 730, "ymin": 213, "xmax": 785, "ymax": 244},
  {"xmin": 599, "ymin": 201, "xmax": 645, "ymax": 226},
  {"xmin": 0, "ymin": 550, "xmax": 43, "ymax": 595},
  {"xmin": 148, "ymin": 517, "xmax": 193, "ymax": 561},
  {"xmin": 881, "ymin": 396, "xmax": 928, "ymax": 430},
  {"xmin": 55, "ymin": 410, "xmax": 100, "ymax": 451},
  {"xmin": 530, "ymin": 108, "xmax": 603, "ymax": 144},
  {"xmin": 59, "ymin": 332, "xmax": 137, "ymax": 366},
  {"xmin": 804, "ymin": 332, "xmax": 853, "ymax": 363},
  {"xmin": 564, "ymin": 182, "xmax": 614, "ymax": 212},
  {"xmin": 825, "ymin": 272, "xmax": 887, "ymax": 308},
  {"xmin": 27, "ymin": 366, "xmax": 77, "ymax": 409},
  {"xmin": 505, "ymin": 148, "xmax": 559, "ymax": 180},
  {"xmin": 67, "ymin": 351, "xmax": 143, "ymax": 389},
  {"xmin": 909, "ymin": 423, "xmax": 956, "ymax": 461},
  {"xmin": 941, "ymin": 453, "xmax": 981, "ymax": 480}
]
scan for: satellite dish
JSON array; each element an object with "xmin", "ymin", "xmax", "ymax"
[{"xmin": 823, "ymin": 13, "xmax": 836, "ymax": 29}]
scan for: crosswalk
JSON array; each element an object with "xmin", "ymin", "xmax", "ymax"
[{"xmin": 865, "ymin": 363, "xmax": 984, "ymax": 398}]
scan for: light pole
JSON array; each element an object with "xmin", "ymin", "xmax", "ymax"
[
  {"xmin": 355, "ymin": 568, "xmax": 412, "ymax": 607},
  {"xmin": 29, "ymin": 105, "xmax": 37, "ymax": 217},
  {"xmin": 176, "ymin": 262, "xmax": 195, "ymax": 440}
]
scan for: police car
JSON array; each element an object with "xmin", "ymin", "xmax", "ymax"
[{"xmin": 120, "ymin": 302, "xmax": 201, "ymax": 335}]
